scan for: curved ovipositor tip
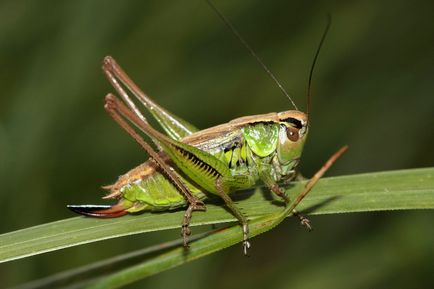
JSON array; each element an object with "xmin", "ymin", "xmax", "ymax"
[{"xmin": 67, "ymin": 204, "xmax": 128, "ymax": 218}]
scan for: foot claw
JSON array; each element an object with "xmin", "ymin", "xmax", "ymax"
[
  {"xmin": 243, "ymin": 240, "xmax": 251, "ymax": 256},
  {"xmin": 299, "ymin": 216, "xmax": 312, "ymax": 231},
  {"xmin": 242, "ymin": 223, "xmax": 251, "ymax": 256},
  {"xmin": 181, "ymin": 225, "xmax": 191, "ymax": 247}
]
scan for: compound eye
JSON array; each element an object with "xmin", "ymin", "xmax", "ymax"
[{"xmin": 286, "ymin": 126, "xmax": 299, "ymax": 142}]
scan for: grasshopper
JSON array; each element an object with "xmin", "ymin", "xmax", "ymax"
[{"xmin": 68, "ymin": 8, "xmax": 345, "ymax": 254}]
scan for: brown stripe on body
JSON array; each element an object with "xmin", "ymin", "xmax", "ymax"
[
  {"xmin": 103, "ymin": 152, "xmax": 170, "ymax": 199},
  {"xmin": 104, "ymin": 110, "xmax": 306, "ymax": 199}
]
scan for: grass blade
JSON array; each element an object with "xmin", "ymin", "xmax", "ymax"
[
  {"xmin": 1, "ymin": 168, "xmax": 433, "ymax": 265},
  {"xmin": 10, "ymin": 233, "xmax": 209, "ymax": 289}
]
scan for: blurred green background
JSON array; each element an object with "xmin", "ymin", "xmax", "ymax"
[{"xmin": 1, "ymin": 0, "xmax": 433, "ymax": 288}]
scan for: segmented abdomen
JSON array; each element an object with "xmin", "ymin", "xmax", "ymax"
[
  {"xmin": 109, "ymin": 130, "xmax": 254, "ymax": 213},
  {"xmin": 118, "ymin": 166, "xmax": 207, "ymax": 213}
]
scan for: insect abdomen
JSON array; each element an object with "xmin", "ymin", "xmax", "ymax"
[
  {"xmin": 68, "ymin": 167, "xmax": 207, "ymax": 217},
  {"xmin": 120, "ymin": 170, "xmax": 207, "ymax": 212}
]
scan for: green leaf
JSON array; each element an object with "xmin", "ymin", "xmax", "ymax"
[
  {"xmin": 9, "ymin": 168, "xmax": 434, "ymax": 289},
  {"xmin": 1, "ymin": 168, "xmax": 433, "ymax": 266}
]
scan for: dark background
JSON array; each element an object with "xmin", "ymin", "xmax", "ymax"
[{"xmin": 0, "ymin": 0, "xmax": 433, "ymax": 288}]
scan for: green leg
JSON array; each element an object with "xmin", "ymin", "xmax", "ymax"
[
  {"xmin": 215, "ymin": 177, "xmax": 253, "ymax": 255},
  {"xmin": 259, "ymin": 170, "xmax": 290, "ymax": 203}
]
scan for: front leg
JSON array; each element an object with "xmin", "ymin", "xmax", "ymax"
[{"xmin": 259, "ymin": 170, "xmax": 312, "ymax": 231}]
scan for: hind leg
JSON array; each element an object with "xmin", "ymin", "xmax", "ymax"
[
  {"xmin": 181, "ymin": 202, "xmax": 206, "ymax": 247},
  {"xmin": 105, "ymin": 94, "xmax": 206, "ymax": 246}
]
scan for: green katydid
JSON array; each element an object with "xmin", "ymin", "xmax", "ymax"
[{"xmin": 68, "ymin": 9, "xmax": 346, "ymax": 255}]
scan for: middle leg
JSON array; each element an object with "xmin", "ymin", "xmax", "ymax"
[{"xmin": 215, "ymin": 178, "xmax": 251, "ymax": 255}]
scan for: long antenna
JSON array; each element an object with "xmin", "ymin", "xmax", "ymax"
[
  {"xmin": 307, "ymin": 14, "xmax": 331, "ymax": 115},
  {"xmin": 206, "ymin": 0, "xmax": 298, "ymax": 110}
]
